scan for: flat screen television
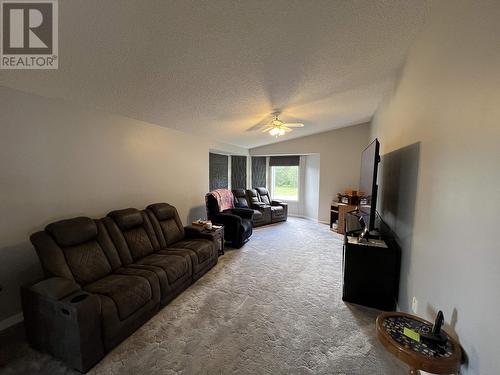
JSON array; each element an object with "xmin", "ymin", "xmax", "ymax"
[{"xmin": 358, "ymin": 139, "xmax": 380, "ymax": 231}]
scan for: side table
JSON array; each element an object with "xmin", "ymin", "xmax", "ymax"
[
  {"xmin": 203, "ymin": 226, "xmax": 224, "ymax": 256},
  {"xmin": 376, "ymin": 312, "xmax": 461, "ymax": 374}
]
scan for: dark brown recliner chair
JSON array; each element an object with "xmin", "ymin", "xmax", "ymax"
[
  {"xmin": 205, "ymin": 189, "xmax": 253, "ymax": 248},
  {"xmin": 255, "ymin": 187, "xmax": 288, "ymax": 223},
  {"xmin": 244, "ymin": 189, "xmax": 272, "ymax": 226},
  {"xmin": 232, "ymin": 189, "xmax": 271, "ymax": 227},
  {"xmin": 23, "ymin": 205, "xmax": 218, "ymax": 373}
]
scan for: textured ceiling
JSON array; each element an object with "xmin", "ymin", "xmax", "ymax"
[{"xmin": 0, "ymin": 0, "xmax": 429, "ymax": 148}]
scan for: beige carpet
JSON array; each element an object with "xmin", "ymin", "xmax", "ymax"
[{"xmin": 0, "ymin": 217, "xmax": 406, "ymax": 374}]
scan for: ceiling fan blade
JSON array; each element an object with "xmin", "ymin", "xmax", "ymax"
[
  {"xmin": 248, "ymin": 122, "xmax": 271, "ymax": 131},
  {"xmin": 247, "ymin": 123, "xmax": 265, "ymax": 131},
  {"xmin": 245, "ymin": 114, "xmax": 274, "ymax": 132},
  {"xmin": 282, "ymin": 122, "xmax": 304, "ymax": 128},
  {"xmin": 261, "ymin": 126, "xmax": 274, "ymax": 133}
]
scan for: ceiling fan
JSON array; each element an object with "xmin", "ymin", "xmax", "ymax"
[{"xmin": 261, "ymin": 114, "xmax": 304, "ymax": 138}]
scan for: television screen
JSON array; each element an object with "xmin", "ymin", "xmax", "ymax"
[{"xmin": 359, "ymin": 139, "xmax": 380, "ymax": 231}]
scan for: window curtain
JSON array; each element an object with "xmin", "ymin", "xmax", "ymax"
[
  {"xmin": 251, "ymin": 156, "xmax": 266, "ymax": 188},
  {"xmin": 209, "ymin": 153, "xmax": 228, "ymax": 191},
  {"xmin": 269, "ymin": 155, "xmax": 300, "ymax": 166},
  {"xmin": 231, "ymin": 155, "xmax": 247, "ymax": 189}
]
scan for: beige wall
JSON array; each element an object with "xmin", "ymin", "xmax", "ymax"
[
  {"xmin": 0, "ymin": 86, "xmax": 245, "ymax": 324},
  {"xmin": 371, "ymin": 1, "xmax": 500, "ymax": 374},
  {"xmin": 250, "ymin": 124, "xmax": 370, "ymax": 223},
  {"xmin": 303, "ymin": 154, "xmax": 320, "ymax": 220}
]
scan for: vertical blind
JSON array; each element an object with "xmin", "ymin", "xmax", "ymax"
[
  {"xmin": 251, "ymin": 156, "xmax": 266, "ymax": 188},
  {"xmin": 209, "ymin": 153, "xmax": 228, "ymax": 191},
  {"xmin": 231, "ymin": 155, "xmax": 247, "ymax": 189}
]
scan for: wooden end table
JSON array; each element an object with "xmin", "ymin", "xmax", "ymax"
[
  {"xmin": 376, "ymin": 312, "xmax": 461, "ymax": 375},
  {"xmin": 204, "ymin": 226, "xmax": 224, "ymax": 256}
]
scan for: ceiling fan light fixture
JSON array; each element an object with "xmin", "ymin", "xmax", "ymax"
[
  {"xmin": 263, "ymin": 114, "xmax": 304, "ymax": 138},
  {"xmin": 268, "ymin": 127, "xmax": 286, "ymax": 137}
]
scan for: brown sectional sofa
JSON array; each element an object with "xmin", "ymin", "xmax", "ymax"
[{"xmin": 22, "ymin": 203, "xmax": 218, "ymax": 373}]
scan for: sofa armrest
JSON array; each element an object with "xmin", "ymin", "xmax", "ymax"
[
  {"xmin": 184, "ymin": 225, "xmax": 216, "ymax": 240},
  {"xmin": 251, "ymin": 202, "xmax": 267, "ymax": 209},
  {"xmin": 271, "ymin": 200, "xmax": 287, "ymax": 206},
  {"xmin": 213, "ymin": 212, "xmax": 241, "ymax": 226},
  {"xmin": 29, "ymin": 277, "xmax": 81, "ymax": 299},
  {"xmin": 225, "ymin": 208, "xmax": 254, "ymax": 220},
  {"xmin": 22, "ymin": 278, "xmax": 104, "ymax": 372}
]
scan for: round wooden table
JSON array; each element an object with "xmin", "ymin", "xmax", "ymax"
[{"xmin": 376, "ymin": 312, "xmax": 461, "ymax": 374}]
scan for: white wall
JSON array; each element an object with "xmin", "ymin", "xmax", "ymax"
[
  {"xmin": 0, "ymin": 86, "xmax": 245, "ymax": 325},
  {"xmin": 303, "ymin": 155, "xmax": 320, "ymax": 220},
  {"xmin": 250, "ymin": 124, "xmax": 370, "ymax": 223},
  {"xmin": 371, "ymin": 1, "xmax": 500, "ymax": 374}
]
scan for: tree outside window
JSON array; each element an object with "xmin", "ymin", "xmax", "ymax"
[{"xmin": 271, "ymin": 166, "xmax": 299, "ymax": 201}]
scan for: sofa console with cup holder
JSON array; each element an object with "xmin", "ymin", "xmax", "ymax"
[{"xmin": 22, "ymin": 202, "xmax": 218, "ymax": 373}]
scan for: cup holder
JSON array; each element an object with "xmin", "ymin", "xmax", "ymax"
[{"xmin": 70, "ymin": 294, "xmax": 89, "ymax": 303}]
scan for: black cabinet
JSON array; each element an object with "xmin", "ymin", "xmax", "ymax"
[{"xmin": 341, "ymin": 213, "xmax": 400, "ymax": 311}]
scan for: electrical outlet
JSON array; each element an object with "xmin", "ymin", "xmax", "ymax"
[{"xmin": 411, "ymin": 297, "xmax": 418, "ymax": 314}]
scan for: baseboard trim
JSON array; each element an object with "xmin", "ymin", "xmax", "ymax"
[{"xmin": 0, "ymin": 312, "xmax": 23, "ymax": 332}]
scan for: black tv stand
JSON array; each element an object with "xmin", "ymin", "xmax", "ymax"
[{"xmin": 341, "ymin": 212, "xmax": 401, "ymax": 311}]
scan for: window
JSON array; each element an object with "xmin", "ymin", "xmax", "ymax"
[{"xmin": 271, "ymin": 165, "xmax": 299, "ymax": 201}]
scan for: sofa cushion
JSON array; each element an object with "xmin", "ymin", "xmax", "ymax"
[
  {"xmin": 261, "ymin": 195, "xmax": 271, "ymax": 204},
  {"xmin": 235, "ymin": 199, "xmax": 249, "ymax": 208},
  {"xmin": 171, "ymin": 239, "xmax": 214, "ymax": 264},
  {"xmin": 147, "ymin": 203, "xmax": 185, "ymax": 246},
  {"xmin": 44, "ymin": 217, "xmax": 115, "ymax": 284},
  {"xmin": 63, "ymin": 240, "xmax": 112, "ymax": 284},
  {"xmin": 46, "ymin": 217, "xmax": 98, "ymax": 247},
  {"xmin": 232, "ymin": 189, "xmax": 250, "ymax": 208},
  {"xmin": 107, "ymin": 209, "xmax": 158, "ymax": 261},
  {"xmin": 84, "ymin": 274, "xmax": 153, "ymax": 320},
  {"xmin": 159, "ymin": 218, "xmax": 183, "ymax": 246},
  {"xmin": 121, "ymin": 227, "xmax": 155, "ymax": 260},
  {"xmin": 246, "ymin": 189, "xmax": 261, "ymax": 205},
  {"xmin": 135, "ymin": 253, "xmax": 190, "ymax": 284},
  {"xmin": 108, "ymin": 209, "xmax": 143, "ymax": 231},
  {"xmin": 148, "ymin": 203, "xmax": 174, "ymax": 221}
]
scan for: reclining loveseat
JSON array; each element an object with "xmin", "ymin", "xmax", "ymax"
[
  {"xmin": 254, "ymin": 187, "xmax": 288, "ymax": 223},
  {"xmin": 233, "ymin": 188, "xmax": 271, "ymax": 227},
  {"xmin": 22, "ymin": 203, "xmax": 218, "ymax": 372}
]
